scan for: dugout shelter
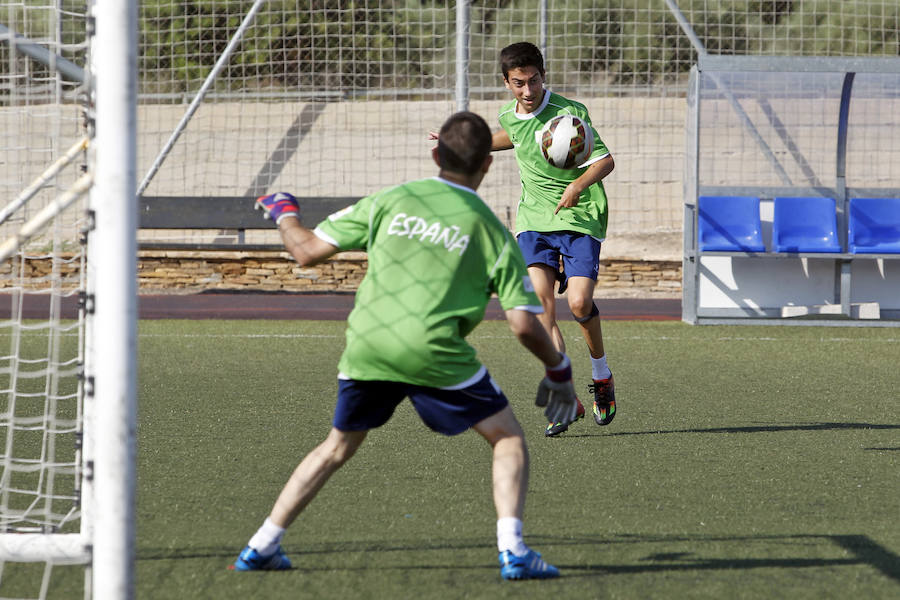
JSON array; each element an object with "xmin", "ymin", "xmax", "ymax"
[{"xmin": 682, "ymin": 54, "xmax": 900, "ymax": 326}]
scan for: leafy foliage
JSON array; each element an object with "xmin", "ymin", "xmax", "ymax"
[
  {"xmin": 139, "ymin": 0, "xmax": 453, "ymax": 95},
  {"xmin": 135, "ymin": 0, "xmax": 899, "ymax": 93}
]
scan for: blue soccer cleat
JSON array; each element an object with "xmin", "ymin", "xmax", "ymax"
[
  {"xmin": 498, "ymin": 548, "xmax": 560, "ymax": 580},
  {"xmin": 230, "ymin": 545, "xmax": 292, "ymax": 571}
]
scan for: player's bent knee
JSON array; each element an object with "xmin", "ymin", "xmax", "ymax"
[
  {"xmin": 573, "ymin": 302, "xmax": 599, "ymax": 324},
  {"xmin": 324, "ymin": 429, "xmax": 366, "ymax": 464}
]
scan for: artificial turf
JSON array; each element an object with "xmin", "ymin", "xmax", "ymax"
[{"xmin": 2, "ymin": 319, "xmax": 898, "ymax": 598}]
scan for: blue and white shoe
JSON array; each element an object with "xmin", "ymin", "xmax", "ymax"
[
  {"xmin": 498, "ymin": 548, "xmax": 560, "ymax": 580},
  {"xmin": 230, "ymin": 545, "xmax": 292, "ymax": 571}
]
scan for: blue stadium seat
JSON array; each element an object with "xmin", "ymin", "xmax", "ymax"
[
  {"xmin": 772, "ymin": 196, "xmax": 841, "ymax": 253},
  {"xmin": 697, "ymin": 196, "xmax": 765, "ymax": 252},
  {"xmin": 849, "ymin": 198, "xmax": 900, "ymax": 254}
]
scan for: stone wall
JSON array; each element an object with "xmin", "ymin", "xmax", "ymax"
[
  {"xmin": 0, "ymin": 253, "xmax": 82, "ymax": 290},
  {"xmin": 136, "ymin": 250, "xmax": 681, "ymax": 298},
  {"xmin": 137, "ymin": 250, "xmax": 369, "ymax": 293},
  {"xmin": 1, "ymin": 251, "xmax": 682, "ymax": 298}
]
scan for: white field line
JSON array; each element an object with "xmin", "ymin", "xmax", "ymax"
[
  {"xmin": 5, "ymin": 331, "xmax": 898, "ymax": 343},
  {"xmin": 133, "ymin": 333, "xmax": 900, "ymax": 343}
]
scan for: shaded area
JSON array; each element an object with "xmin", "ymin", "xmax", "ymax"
[{"xmin": 137, "ymin": 533, "xmax": 900, "ymax": 584}]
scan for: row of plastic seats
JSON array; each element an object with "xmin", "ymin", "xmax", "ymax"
[{"xmin": 698, "ymin": 196, "xmax": 900, "ymax": 253}]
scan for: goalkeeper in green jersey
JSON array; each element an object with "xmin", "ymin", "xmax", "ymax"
[
  {"xmin": 495, "ymin": 41, "xmax": 618, "ymax": 437},
  {"xmin": 232, "ymin": 112, "xmax": 579, "ymax": 580}
]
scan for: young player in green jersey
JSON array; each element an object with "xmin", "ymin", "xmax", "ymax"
[
  {"xmin": 495, "ymin": 41, "xmax": 617, "ymax": 437},
  {"xmin": 231, "ymin": 112, "xmax": 579, "ymax": 580}
]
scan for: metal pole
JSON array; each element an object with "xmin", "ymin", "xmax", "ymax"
[
  {"xmin": 684, "ymin": 66, "xmax": 701, "ymax": 324},
  {"xmin": 455, "ymin": 0, "xmax": 470, "ymax": 112},
  {"xmin": 836, "ymin": 72, "xmax": 855, "ymax": 316},
  {"xmin": 89, "ymin": 0, "xmax": 137, "ymax": 595},
  {"xmin": 0, "ymin": 23, "xmax": 86, "ymax": 83},
  {"xmin": 539, "ymin": 0, "xmax": 548, "ymax": 61},
  {"xmin": 662, "ymin": 0, "xmax": 707, "ymax": 56}
]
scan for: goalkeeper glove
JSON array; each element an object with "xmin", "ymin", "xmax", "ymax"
[
  {"xmin": 535, "ymin": 353, "xmax": 578, "ymax": 426},
  {"xmin": 256, "ymin": 192, "xmax": 300, "ymax": 225}
]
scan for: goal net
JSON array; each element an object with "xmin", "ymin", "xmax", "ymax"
[
  {"xmin": 0, "ymin": 2, "xmax": 92, "ymax": 598},
  {"xmin": 133, "ymin": 0, "xmax": 699, "ymax": 247},
  {"xmin": 133, "ymin": 1, "xmax": 898, "ymax": 249},
  {"xmin": 0, "ymin": 0, "xmax": 136, "ymax": 598}
]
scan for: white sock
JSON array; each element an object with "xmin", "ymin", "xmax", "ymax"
[
  {"xmin": 247, "ymin": 517, "xmax": 286, "ymax": 557},
  {"xmin": 496, "ymin": 517, "xmax": 528, "ymax": 556},
  {"xmin": 591, "ymin": 355, "xmax": 611, "ymax": 381}
]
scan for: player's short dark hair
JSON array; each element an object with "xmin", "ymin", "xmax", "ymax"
[
  {"xmin": 437, "ymin": 111, "xmax": 492, "ymax": 176},
  {"xmin": 500, "ymin": 41, "xmax": 545, "ymax": 80}
]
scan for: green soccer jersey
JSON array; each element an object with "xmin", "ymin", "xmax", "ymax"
[
  {"xmin": 498, "ymin": 90, "xmax": 610, "ymax": 240},
  {"xmin": 314, "ymin": 177, "xmax": 542, "ymax": 388}
]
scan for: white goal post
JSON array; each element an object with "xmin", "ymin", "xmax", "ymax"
[
  {"xmin": 0, "ymin": 0, "xmax": 137, "ymax": 597},
  {"xmin": 86, "ymin": 0, "xmax": 138, "ymax": 597}
]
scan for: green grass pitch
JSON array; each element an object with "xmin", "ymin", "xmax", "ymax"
[{"xmin": 3, "ymin": 318, "xmax": 899, "ymax": 599}]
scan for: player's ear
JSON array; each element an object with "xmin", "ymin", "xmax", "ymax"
[
  {"xmin": 481, "ymin": 154, "xmax": 493, "ymax": 174},
  {"xmin": 431, "ymin": 145, "xmax": 441, "ymax": 168}
]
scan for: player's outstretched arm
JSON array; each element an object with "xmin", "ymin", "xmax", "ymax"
[
  {"xmin": 505, "ymin": 308, "xmax": 560, "ymax": 367},
  {"xmin": 491, "ymin": 129, "xmax": 514, "ymax": 152},
  {"xmin": 432, "ymin": 129, "xmax": 511, "ymax": 152},
  {"xmin": 279, "ymin": 218, "xmax": 339, "ymax": 267},
  {"xmin": 255, "ymin": 193, "xmax": 338, "ymax": 266}
]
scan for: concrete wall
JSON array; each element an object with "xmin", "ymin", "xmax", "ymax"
[{"xmin": 134, "ymin": 97, "xmax": 687, "ymax": 258}]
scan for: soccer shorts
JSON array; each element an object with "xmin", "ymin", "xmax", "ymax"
[
  {"xmin": 333, "ymin": 369, "xmax": 509, "ymax": 436},
  {"xmin": 517, "ymin": 230, "xmax": 602, "ymax": 280}
]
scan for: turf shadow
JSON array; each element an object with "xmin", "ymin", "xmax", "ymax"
[
  {"xmin": 537, "ymin": 533, "xmax": 900, "ymax": 583},
  {"xmin": 138, "ymin": 533, "xmax": 900, "ymax": 585},
  {"xmin": 558, "ymin": 421, "xmax": 900, "ymax": 439}
]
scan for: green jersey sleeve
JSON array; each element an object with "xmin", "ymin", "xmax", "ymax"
[
  {"xmin": 489, "ymin": 229, "xmax": 541, "ymax": 311},
  {"xmin": 313, "ymin": 191, "xmax": 387, "ymax": 250}
]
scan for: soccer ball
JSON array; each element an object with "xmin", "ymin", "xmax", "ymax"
[{"xmin": 538, "ymin": 114, "xmax": 594, "ymax": 169}]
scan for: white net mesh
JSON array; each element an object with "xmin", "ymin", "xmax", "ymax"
[
  {"xmin": 132, "ymin": 1, "xmax": 899, "ymax": 247},
  {"xmin": 0, "ymin": 1, "xmax": 88, "ymax": 247},
  {"xmin": 693, "ymin": 65, "xmax": 900, "ymax": 194},
  {"xmin": 0, "ymin": 2, "xmax": 90, "ymax": 598}
]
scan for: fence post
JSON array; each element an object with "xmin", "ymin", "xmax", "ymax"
[{"xmin": 455, "ymin": 0, "xmax": 470, "ymax": 112}]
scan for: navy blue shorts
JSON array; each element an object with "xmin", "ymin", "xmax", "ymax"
[
  {"xmin": 333, "ymin": 370, "xmax": 509, "ymax": 436},
  {"xmin": 517, "ymin": 231, "xmax": 601, "ymax": 280}
]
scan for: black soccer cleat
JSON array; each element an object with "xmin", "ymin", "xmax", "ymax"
[{"xmin": 590, "ymin": 375, "xmax": 616, "ymax": 426}]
